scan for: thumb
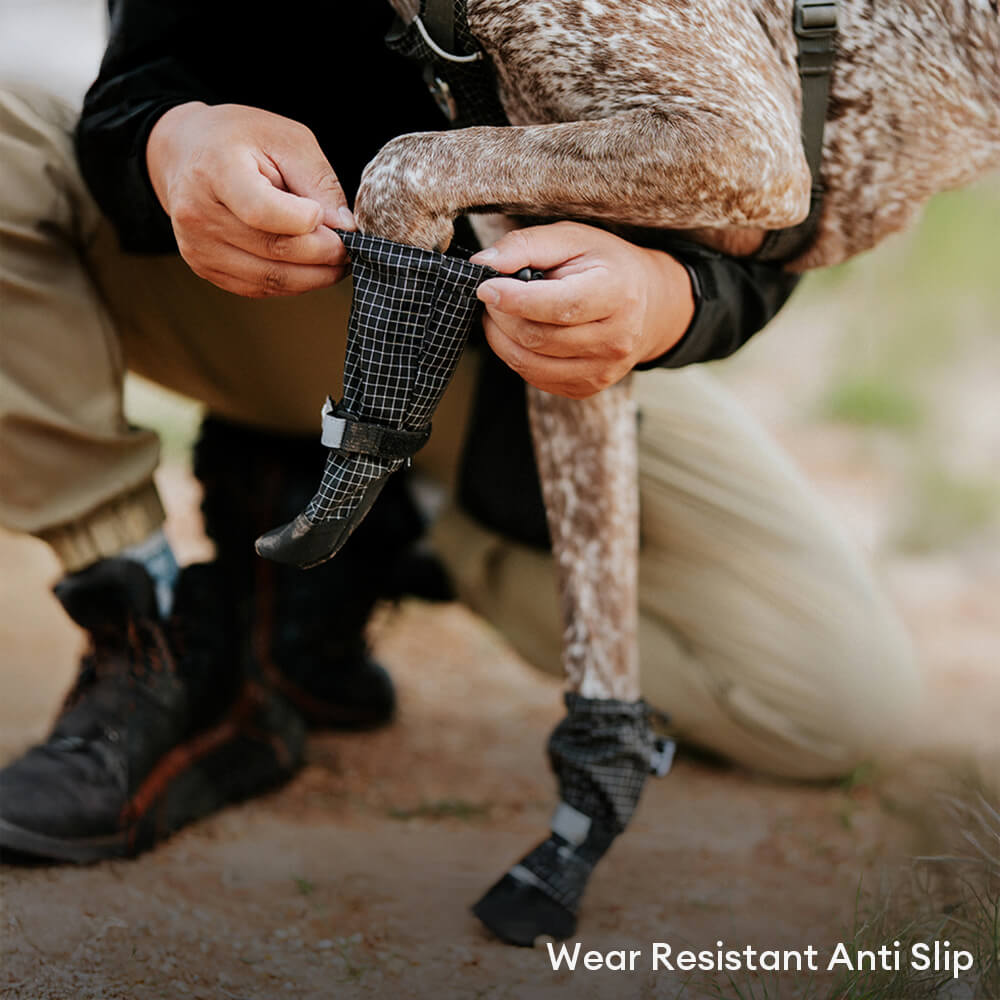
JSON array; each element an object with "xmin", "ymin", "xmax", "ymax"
[{"xmin": 470, "ymin": 222, "xmax": 591, "ymax": 273}]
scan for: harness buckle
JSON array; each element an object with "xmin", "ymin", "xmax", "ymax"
[
  {"xmin": 423, "ymin": 66, "xmax": 459, "ymax": 122},
  {"xmin": 794, "ymin": 0, "xmax": 838, "ymax": 37},
  {"xmin": 794, "ymin": 0, "xmax": 839, "ymax": 78}
]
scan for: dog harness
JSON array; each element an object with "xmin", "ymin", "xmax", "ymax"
[
  {"xmin": 391, "ymin": 0, "xmax": 840, "ymax": 264},
  {"xmin": 756, "ymin": 0, "xmax": 840, "ymax": 262}
]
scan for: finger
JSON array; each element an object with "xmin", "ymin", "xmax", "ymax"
[
  {"xmin": 227, "ymin": 222, "xmax": 348, "ymax": 268},
  {"xmin": 212, "ymin": 153, "xmax": 325, "ymax": 235},
  {"xmin": 477, "ymin": 269, "xmax": 618, "ymax": 326},
  {"xmin": 174, "ymin": 196, "xmax": 347, "ymax": 267},
  {"xmin": 483, "ymin": 311, "xmax": 613, "ymax": 359},
  {"xmin": 268, "ymin": 136, "xmax": 356, "ymax": 231},
  {"xmin": 200, "ymin": 262, "xmax": 348, "ymax": 298},
  {"xmin": 193, "ymin": 244, "xmax": 345, "ymax": 297},
  {"xmin": 470, "ymin": 222, "xmax": 594, "ymax": 273},
  {"xmin": 484, "ymin": 322, "xmax": 623, "ymax": 399}
]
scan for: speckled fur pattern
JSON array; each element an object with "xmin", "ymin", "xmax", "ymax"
[
  {"xmin": 527, "ymin": 377, "xmax": 641, "ymax": 700},
  {"xmin": 363, "ymin": 0, "xmax": 1000, "ymax": 701}
]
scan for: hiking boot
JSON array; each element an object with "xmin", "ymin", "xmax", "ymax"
[
  {"xmin": 0, "ymin": 558, "xmax": 304, "ymax": 864},
  {"xmin": 195, "ymin": 417, "xmax": 451, "ymax": 730}
]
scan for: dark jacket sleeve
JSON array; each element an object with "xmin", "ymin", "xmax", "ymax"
[
  {"xmin": 74, "ymin": 2, "xmax": 438, "ymax": 254},
  {"xmin": 75, "ymin": 1, "xmax": 227, "ymax": 253},
  {"xmin": 633, "ymin": 239, "xmax": 801, "ymax": 369}
]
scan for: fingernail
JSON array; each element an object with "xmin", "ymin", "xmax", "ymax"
[
  {"xmin": 471, "ymin": 247, "xmax": 499, "ymax": 263},
  {"xmin": 338, "ymin": 207, "xmax": 356, "ymax": 230},
  {"xmin": 477, "ymin": 283, "xmax": 500, "ymax": 305}
]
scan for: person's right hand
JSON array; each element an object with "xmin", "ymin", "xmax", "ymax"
[{"xmin": 146, "ymin": 102, "xmax": 356, "ymax": 297}]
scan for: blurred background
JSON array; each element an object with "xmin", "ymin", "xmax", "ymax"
[{"xmin": 1, "ymin": 2, "xmax": 998, "ymax": 997}]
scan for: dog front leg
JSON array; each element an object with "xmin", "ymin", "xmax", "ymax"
[
  {"xmin": 473, "ymin": 381, "xmax": 666, "ymax": 946},
  {"xmin": 527, "ymin": 382, "xmax": 641, "ymax": 703},
  {"xmin": 355, "ymin": 111, "xmax": 811, "ymax": 251}
]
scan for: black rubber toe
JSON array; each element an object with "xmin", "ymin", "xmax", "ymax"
[
  {"xmin": 472, "ymin": 874, "xmax": 577, "ymax": 947},
  {"xmin": 255, "ymin": 475, "xmax": 391, "ymax": 569}
]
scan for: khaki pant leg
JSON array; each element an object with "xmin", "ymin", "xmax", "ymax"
[
  {"xmin": 433, "ymin": 366, "xmax": 920, "ymax": 780},
  {"xmin": 0, "ymin": 84, "xmax": 164, "ymax": 567}
]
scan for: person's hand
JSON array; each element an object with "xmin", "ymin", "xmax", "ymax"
[
  {"xmin": 470, "ymin": 221, "xmax": 695, "ymax": 399},
  {"xmin": 146, "ymin": 102, "xmax": 356, "ymax": 297}
]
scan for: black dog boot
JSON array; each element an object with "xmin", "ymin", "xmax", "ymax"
[
  {"xmin": 0, "ymin": 558, "xmax": 304, "ymax": 863},
  {"xmin": 194, "ymin": 416, "xmax": 449, "ymax": 730},
  {"xmin": 473, "ymin": 694, "xmax": 673, "ymax": 946}
]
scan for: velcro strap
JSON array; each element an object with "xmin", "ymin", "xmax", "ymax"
[
  {"xmin": 321, "ymin": 398, "xmax": 431, "ymax": 459},
  {"xmin": 649, "ymin": 737, "xmax": 677, "ymax": 777},
  {"xmin": 550, "ymin": 802, "xmax": 592, "ymax": 847}
]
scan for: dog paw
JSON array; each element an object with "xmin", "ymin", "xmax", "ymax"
[{"xmin": 355, "ymin": 135, "xmax": 456, "ymax": 251}]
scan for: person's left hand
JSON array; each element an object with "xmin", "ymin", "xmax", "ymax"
[{"xmin": 470, "ymin": 221, "xmax": 695, "ymax": 399}]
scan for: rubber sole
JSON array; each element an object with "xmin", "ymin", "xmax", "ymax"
[
  {"xmin": 0, "ymin": 817, "xmax": 130, "ymax": 865},
  {"xmin": 472, "ymin": 873, "xmax": 577, "ymax": 947}
]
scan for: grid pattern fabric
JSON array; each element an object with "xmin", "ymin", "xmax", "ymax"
[
  {"xmin": 547, "ymin": 694, "xmax": 656, "ymax": 835},
  {"xmin": 304, "ymin": 229, "xmax": 498, "ymax": 524},
  {"xmin": 505, "ymin": 695, "xmax": 656, "ymax": 912},
  {"xmin": 510, "ymin": 836, "xmax": 614, "ymax": 913}
]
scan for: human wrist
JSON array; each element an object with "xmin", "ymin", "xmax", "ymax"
[
  {"xmin": 146, "ymin": 101, "xmax": 209, "ymax": 211},
  {"xmin": 636, "ymin": 247, "xmax": 697, "ymax": 366}
]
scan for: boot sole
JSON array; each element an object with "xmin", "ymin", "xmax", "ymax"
[
  {"xmin": 0, "ymin": 818, "xmax": 131, "ymax": 864},
  {"xmin": 472, "ymin": 873, "xmax": 577, "ymax": 947},
  {"xmin": 0, "ymin": 684, "xmax": 303, "ymax": 865}
]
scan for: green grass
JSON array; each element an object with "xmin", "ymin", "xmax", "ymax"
[
  {"xmin": 894, "ymin": 466, "xmax": 1000, "ymax": 554},
  {"xmin": 803, "ymin": 180, "xmax": 1000, "ymax": 553},
  {"xmin": 292, "ymin": 875, "xmax": 316, "ymax": 897},
  {"xmin": 822, "ymin": 378, "xmax": 925, "ymax": 431},
  {"xmin": 811, "ymin": 180, "xmax": 999, "ymax": 385}
]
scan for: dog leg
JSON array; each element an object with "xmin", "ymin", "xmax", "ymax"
[
  {"xmin": 473, "ymin": 381, "xmax": 667, "ymax": 946},
  {"xmin": 526, "ymin": 382, "xmax": 641, "ymax": 703},
  {"xmin": 355, "ymin": 111, "xmax": 810, "ymax": 251}
]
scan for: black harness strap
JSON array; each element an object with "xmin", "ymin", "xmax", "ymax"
[{"xmin": 755, "ymin": 0, "xmax": 839, "ymax": 263}]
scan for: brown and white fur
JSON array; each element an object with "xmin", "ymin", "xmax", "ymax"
[{"xmin": 358, "ymin": 0, "xmax": 1000, "ymax": 938}]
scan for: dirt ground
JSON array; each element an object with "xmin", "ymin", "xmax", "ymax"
[
  {"xmin": 0, "ymin": 508, "xmax": 954, "ymax": 1000},
  {"xmin": 2, "ymin": 3, "xmax": 999, "ymax": 997}
]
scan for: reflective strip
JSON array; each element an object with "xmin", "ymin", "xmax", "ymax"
[
  {"xmin": 321, "ymin": 398, "xmax": 347, "ymax": 449},
  {"xmin": 509, "ymin": 864, "xmax": 550, "ymax": 891},
  {"xmin": 650, "ymin": 738, "xmax": 677, "ymax": 777},
  {"xmin": 550, "ymin": 802, "xmax": 591, "ymax": 847}
]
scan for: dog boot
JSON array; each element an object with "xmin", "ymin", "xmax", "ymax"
[
  {"xmin": 256, "ymin": 230, "xmax": 540, "ymax": 569},
  {"xmin": 473, "ymin": 694, "xmax": 674, "ymax": 946}
]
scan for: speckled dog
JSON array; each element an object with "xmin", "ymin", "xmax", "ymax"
[{"xmin": 355, "ymin": 0, "xmax": 1000, "ymax": 946}]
